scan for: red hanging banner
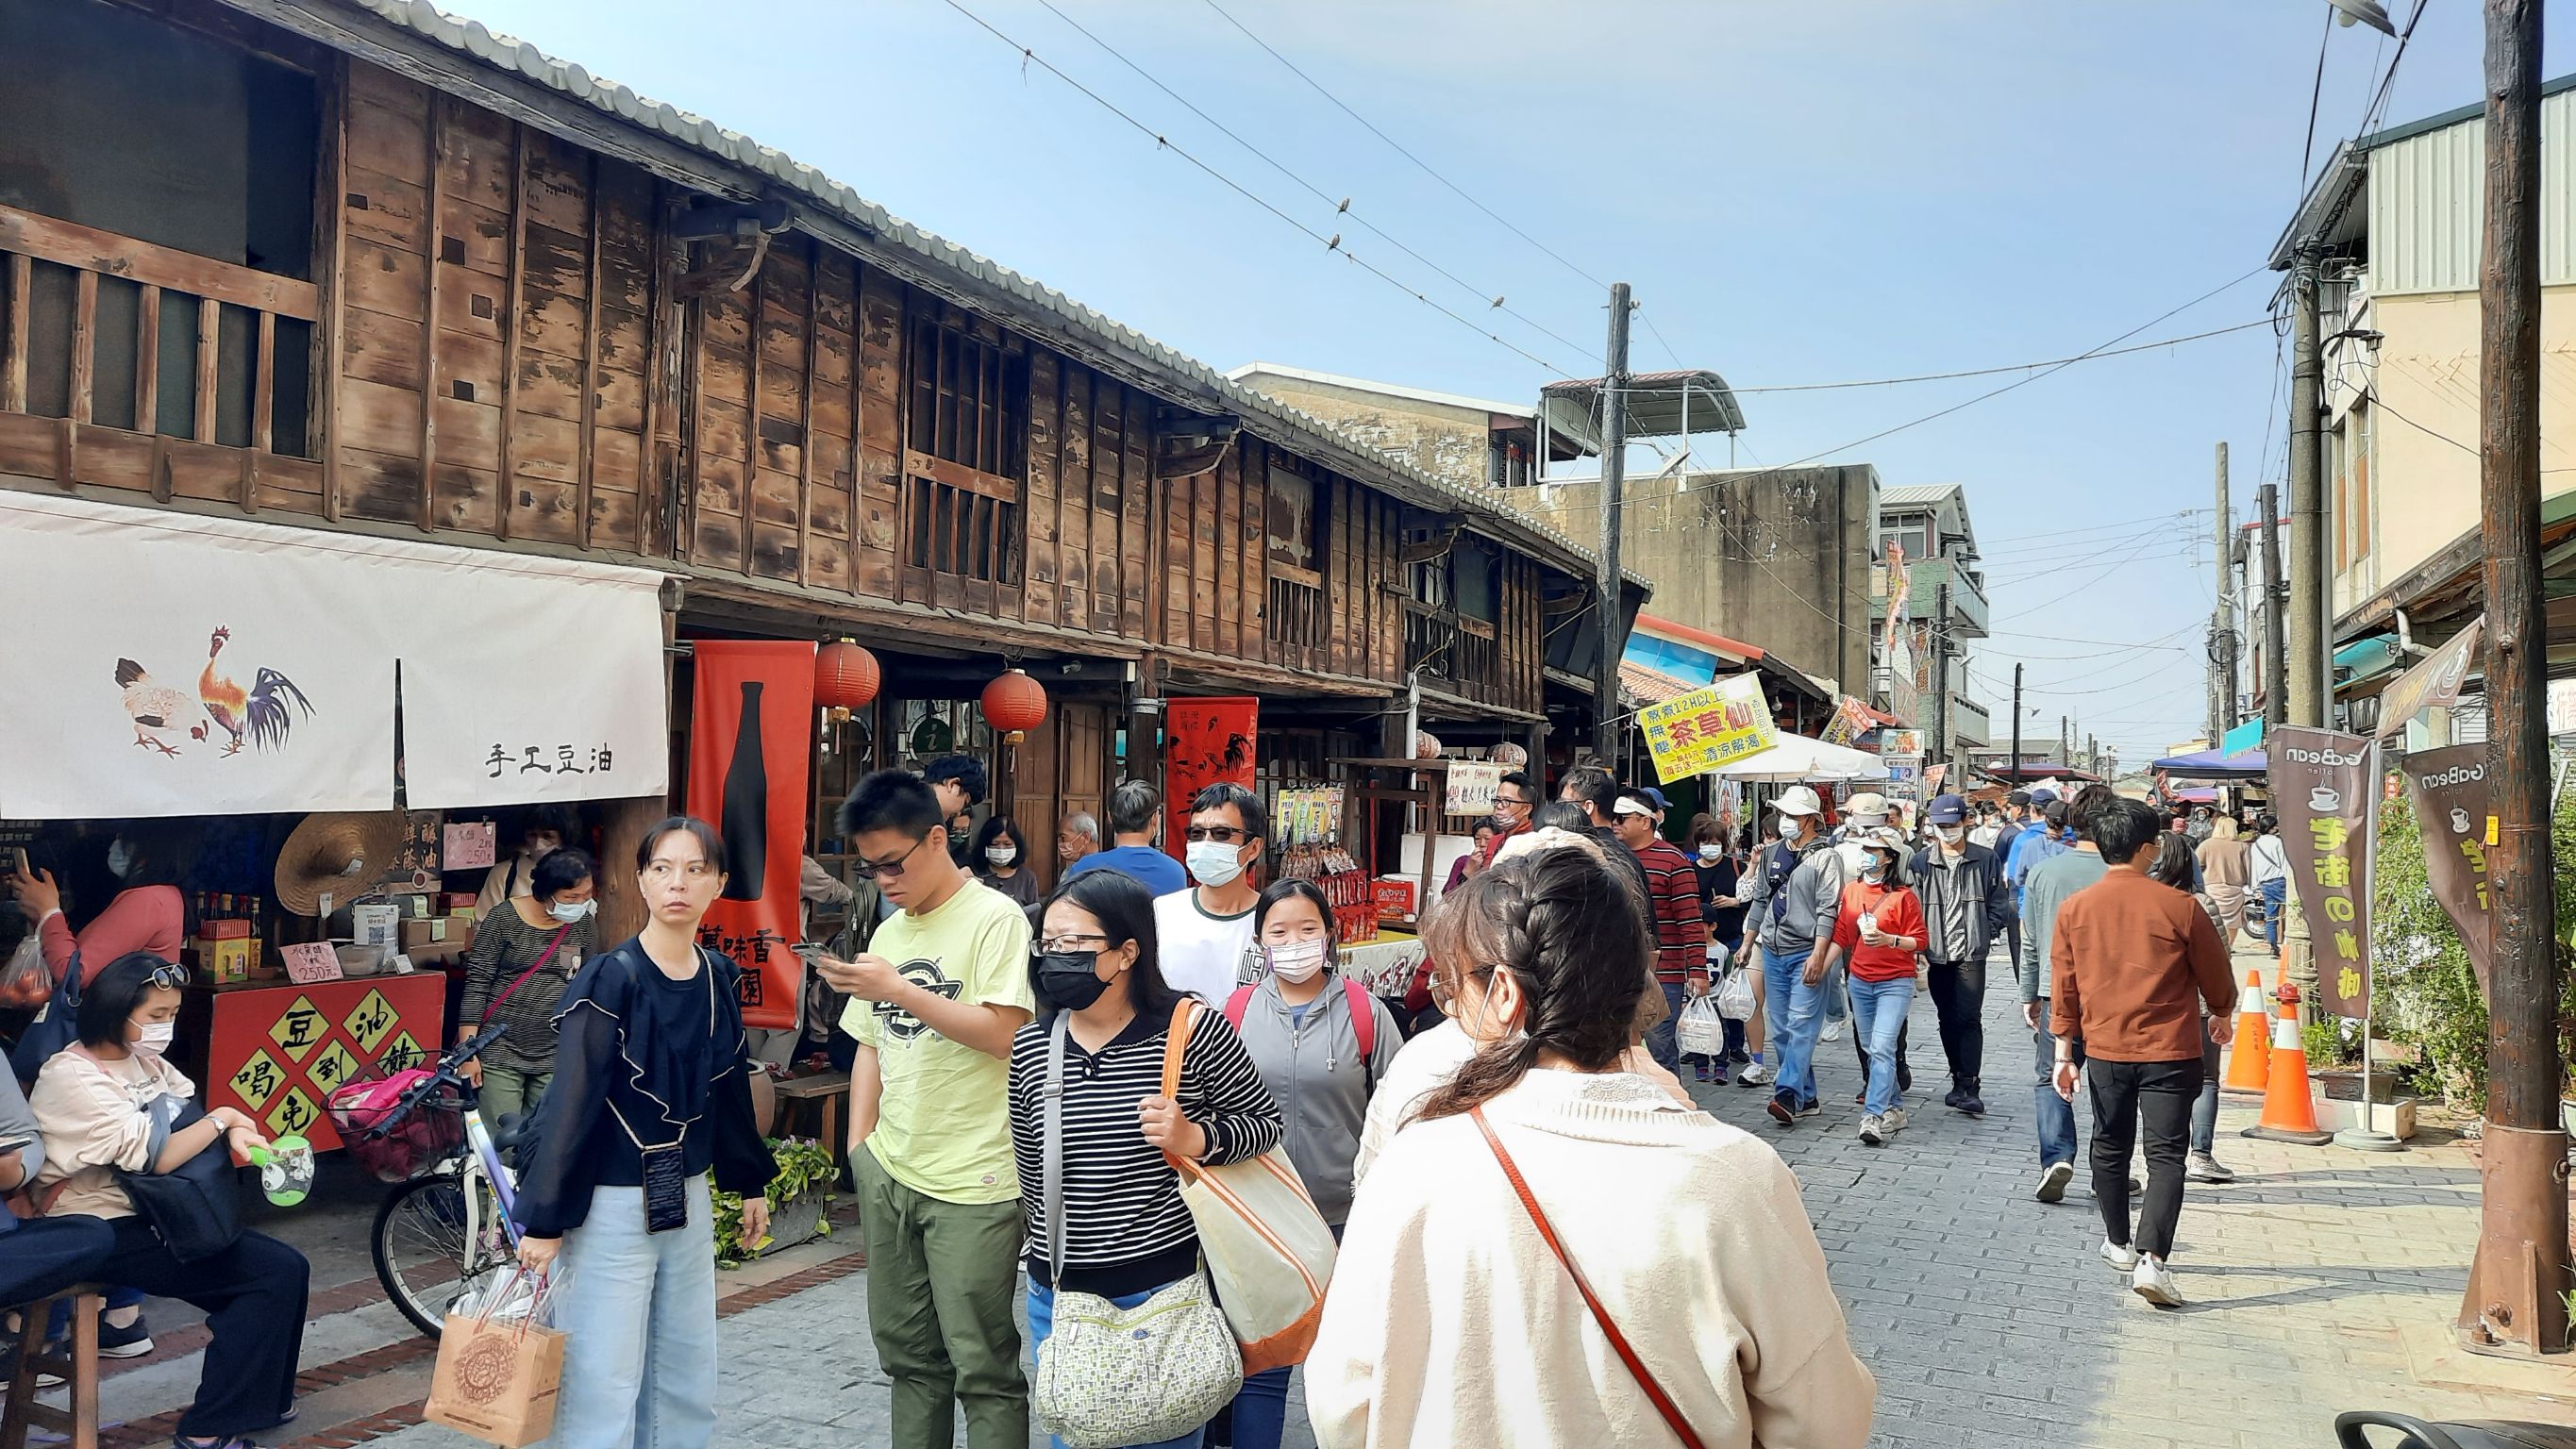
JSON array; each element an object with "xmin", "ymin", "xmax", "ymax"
[
  {"xmin": 1163, "ymin": 696, "xmax": 1260, "ymax": 863},
  {"xmin": 686, "ymin": 640, "xmax": 815, "ymax": 1029}
]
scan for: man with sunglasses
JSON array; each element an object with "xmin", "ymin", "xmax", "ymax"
[
  {"xmin": 816, "ymin": 770, "xmax": 1034, "ymax": 1449},
  {"xmin": 1152, "ymin": 782, "xmax": 1268, "ymax": 1005}
]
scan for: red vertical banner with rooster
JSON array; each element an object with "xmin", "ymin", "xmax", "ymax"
[
  {"xmin": 1163, "ymin": 697, "xmax": 1259, "ymax": 863},
  {"xmin": 686, "ymin": 641, "xmax": 814, "ymax": 1029}
]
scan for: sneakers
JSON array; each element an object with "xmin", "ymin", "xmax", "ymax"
[
  {"xmin": 1693, "ymin": 1063, "xmax": 1713, "ymax": 1083},
  {"xmin": 2186, "ymin": 1152, "xmax": 2236, "ymax": 1184},
  {"xmin": 0, "ymin": 1341, "xmax": 66, "ymax": 1390},
  {"xmin": 2036, "ymin": 1160, "xmax": 2075, "ymax": 1204},
  {"xmin": 2132, "ymin": 1257, "xmax": 2183, "ymax": 1307},
  {"xmin": 1942, "ymin": 1087, "xmax": 1965, "ymax": 1109},
  {"xmin": 1767, "ymin": 1095, "xmax": 1798, "ymax": 1126},
  {"xmin": 1954, "ymin": 1091, "xmax": 1985, "ymax": 1117},
  {"xmin": 1859, "ymin": 1113, "xmax": 1887, "ymax": 1145},
  {"xmin": 1735, "ymin": 1062, "xmax": 1770, "ymax": 1088},
  {"xmin": 1882, "ymin": 1107, "xmax": 1906, "ymax": 1135},
  {"xmin": 1820, "ymin": 1018, "xmax": 1847, "ymax": 1042},
  {"xmin": 2099, "ymin": 1238, "xmax": 2140, "ymax": 1273},
  {"xmin": 97, "ymin": 1312, "xmax": 154, "ymax": 1360}
]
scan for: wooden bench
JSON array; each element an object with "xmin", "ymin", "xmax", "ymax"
[
  {"xmin": 0, "ymin": 1285, "xmax": 102, "ymax": 1449},
  {"xmin": 773, "ymin": 1071, "xmax": 852, "ymax": 1166}
]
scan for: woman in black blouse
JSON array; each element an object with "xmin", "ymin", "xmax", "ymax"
[
  {"xmin": 1008, "ymin": 870, "xmax": 1281, "ymax": 1449},
  {"xmin": 512, "ymin": 818, "xmax": 778, "ymax": 1449}
]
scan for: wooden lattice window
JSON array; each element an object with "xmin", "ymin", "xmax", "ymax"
[
  {"xmin": 1264, "ymin": 464, "xmax": 1327, "ymax": 651},
  {"xmin": 903, "ymin": 314, "xmax": 1027, "ymax": 584}
]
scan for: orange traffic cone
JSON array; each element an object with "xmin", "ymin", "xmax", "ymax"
[
  {"xmin": 2221, "ymin": 971, "xmax": 2271, "ymax": 1093},
  {"xmin": 2242, "ymin": 983, "xmax": 2332, "ymax": 1145}
]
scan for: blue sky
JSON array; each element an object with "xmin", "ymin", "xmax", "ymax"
[{"xmin": 451, "ymin": 0, "xmax": 2562, "ymax": 765}]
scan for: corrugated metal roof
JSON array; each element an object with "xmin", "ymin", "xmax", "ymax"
[
  {"xmin": 249, "ymin": 0, "xmax": 1631, "ymax": 585},
  {"xmin": 1878, "ymin": 483, "xmax": 1963, "ymax": 510}
]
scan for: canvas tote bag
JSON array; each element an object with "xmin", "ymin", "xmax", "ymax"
[{"xmin": 1158, "ymin": 999, "xmax": 1339, "ymax": 1374}]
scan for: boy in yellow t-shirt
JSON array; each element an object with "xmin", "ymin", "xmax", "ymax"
[{"xmin": 818, "ymin": 770, "xmax": 1034, "ymax": 1449}]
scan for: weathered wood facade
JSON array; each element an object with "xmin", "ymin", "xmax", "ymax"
[{"xmin": 0, "ymin": 0, "xmax": 1620, "ymax": 849}]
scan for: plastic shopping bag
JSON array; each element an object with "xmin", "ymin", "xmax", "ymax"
[
  {"xmin": 1713, "ymin": 966, "xmax": 1757, "ymax": 1023},
  {"xmin": 1676, "ymin": 995, "xmax": 1727, "ymax": 1058}
]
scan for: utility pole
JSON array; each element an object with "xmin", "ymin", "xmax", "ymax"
[
  {"xmin": 2009, "ymin": 663, "xmax": 2024, "ymax": 789},
  {"xmin": 1592, "ymin": 282, "xmax": 1632, "ymax": 764},
  {"xmin": 2462, "ymin": 0, "xmax": 2568, "ymax": 1359},
  {"xmin": 1932, "ymin": 581, "xmax": 1952, "ymax": 770},
  {"xmin": 2058, "ymin": 715, "xmax": 2069, "ymax": 772},
  {"xmin": 2261, "ymin": 481, "xmax": 2289, "ymax": 729},
  {"xmin": 2211, "ymin": 441, "xmax": 2235, "ymax": 739},
  {"xmin": 2288, "ymin": 250, "xmax": 2327, "ymax": 727}
]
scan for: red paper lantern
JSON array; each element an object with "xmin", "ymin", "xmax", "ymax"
[
  {"xmin": 815, "ymin": 640, "xmax": 881, "ymax": 719},
  {"xmin": 980, "ymin": 668, "xmax": 1049, "ymax": 742}
]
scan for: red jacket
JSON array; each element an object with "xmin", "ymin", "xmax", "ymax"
[{"xmin": 1829, "ymin": 881, "xmax": 1926, "ymax": 984}]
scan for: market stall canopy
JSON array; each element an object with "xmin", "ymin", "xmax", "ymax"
[
  {"xmin": 1704, "ymin": 732, "xmax": 1889, "ymax": 783},
  {"xmin": 0, "ymin": 492, "xmax": 670, "ymax": 819},
  {"xmin": 2150, "ymin": 747, "xmax": 2269, "ymax": 780}
]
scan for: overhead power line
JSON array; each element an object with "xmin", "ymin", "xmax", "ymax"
[
  {"xmin": 936, "ymin": 0, "xmax": 1575, "ymax": 375},
  {"xmin": 1197, "ymin": 0, "xmax": 1607, "ymax": 292},
  {"xmin": 1611, "ymin": 319, "xmax": 2270, "ymax": 397},
  {"xmin": 1025, "ymin": 0, "xmax": 1594, "ymax": 362}
]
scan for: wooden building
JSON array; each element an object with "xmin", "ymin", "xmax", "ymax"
[{"xmin": 0, "ymin": 0, "xmax": 1641, "ymax": 885}]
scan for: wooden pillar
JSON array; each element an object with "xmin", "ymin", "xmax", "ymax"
[{"xmin": 1127, "ymin": 652, "xmax": 1165, "ymax": 793}]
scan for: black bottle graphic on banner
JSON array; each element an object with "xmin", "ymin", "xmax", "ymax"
[{"xmin": 718, "ymin": 680, "xmax": 767, "ymax": 899}]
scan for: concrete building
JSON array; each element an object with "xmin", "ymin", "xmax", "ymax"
[
  {"xmin": 1870, "ymin": 483, "xmax": 1992, "ymax": 772},
  {"xmin": 1516, "ymin": 463, "xmax": 1881, "ymax": 702},
  {"xmin": 2275, "ymin": 75, "xmax": 2576, "ymax": 738},
  {"xmin": 1224, "ymin": 362, "xmax": 1600, "ymax": 491}
]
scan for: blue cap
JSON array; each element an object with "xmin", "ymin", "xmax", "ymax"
[
  {"xmin": 1640, "ymin": 787, "xmax": 1669, "ymax": 814},
  {"xmin": 1926, "ymin": 793, "xmax": 1969, "ymax": 824},
  {"xmin": 2029, "ymin": 787, "xmax": 2060, "ymax": 806}
]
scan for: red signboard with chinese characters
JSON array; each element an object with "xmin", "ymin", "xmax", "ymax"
[
  {"xmin": 686, "ymin": 641, "xmax": 815, "ymax": 1030},
  {"xmin": 2273, "ymin": 726, "xmax": 2376, "ymax": 1019},
  {"xmin": 1163, "ymin": 697, "xmax": 1260, "ymax": 863},
  {"xmin": 205, "ymin": 974, "xmax": 444, "ymax": 1151}
]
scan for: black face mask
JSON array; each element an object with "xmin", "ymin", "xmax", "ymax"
[{"xmin": 1033, "ymin": 951, "xmax": 1112, "ymax": 1011}]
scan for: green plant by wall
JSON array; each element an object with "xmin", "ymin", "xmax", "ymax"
[
  {"xmin": 712, "ymin": 1136, "xmax": 839, "ymax": 1268},
  {"xmin": 2370, "ymin": 781, "xmax": 2576, "ymax": 1111}
]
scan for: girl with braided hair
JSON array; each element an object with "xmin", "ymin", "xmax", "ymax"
[{"xmin": 1306, "ymin": 847, "xmax": 1874, "ymax": 1449}]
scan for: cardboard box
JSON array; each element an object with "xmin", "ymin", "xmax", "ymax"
[
  {"xmin": 193, "ymin": 936, "xmax": 252, "ymax": 984},
  {"xmin": 404, "ymin": 936, "xmax": 472, "ymax": 968},
  {"xmin": 438, "ymin": 893, "xmax": 479, "ymax": 914},
  {"xmin": 400, "ymin": 917, "xmax": 465, "ymax": 950},
  {"xmin": 198, "ymin": 918, "xmax": 253, "ymax": 941}
]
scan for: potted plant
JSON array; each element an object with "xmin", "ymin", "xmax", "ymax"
[{"xmin": 712, "ymin": 1137, "xmax": 840, "ymax": 1268}]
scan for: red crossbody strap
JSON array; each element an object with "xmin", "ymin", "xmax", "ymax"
[
  {"xmin": 480, "ymin": 924, "xmax": 576, "ymax": 1024},
  {"xmin": 1471, "ymin": 1108, "xmax": 1708, "ymax": 1449}
]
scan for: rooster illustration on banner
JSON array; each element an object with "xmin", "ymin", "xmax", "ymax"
[{"xmin": 114, "ymin": 625, "xmax": 315, "ymax": 759}]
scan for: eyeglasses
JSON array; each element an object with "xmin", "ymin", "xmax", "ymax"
[
  {"xmin": 1182, "ymin": 825, "xmax": 1247, "ymax": 844},
  {"xmin": 853, "ymin": 832, "xmax": 932, "ymax": 882},
  {"xmin": 1036, "ymin": 933, "xmax": 1111, "ymax": 955},
  {"xmin": 143, "ymin": 963, "xmax": 188, "ymax": 991},
  {"xmin": 1427, "ymin": 963, "xmax": 1500, "ymax": 1016},
  {"xmin": 643, "ymin": 859, "xmax": 720, "ymax": 883}
]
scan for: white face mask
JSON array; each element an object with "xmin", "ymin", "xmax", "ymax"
[
  {"xmin": 1265, "ymin": 938, "xmax": 1328, "ymax": 984},
  {"xmin": 135, "ymin": 1020, "xmax": 176, "ymax": 1052},
  {"xmin": 1936, "ymin": 825, "xmax": 1964, "ymax": 843},
  {"xmin": 1698, "ymin": 844, "xmax": 1722, "ymax": 862},
  {"xmin": 1861, "ymin": 858, "xmax": 1889, "ymax": 883},
  {"xmin": 1775, "ymin": 820, "xmax": 1798, "ymax": 842},
  {"xmin": 985, "ymin": 844, "xmax": 1018, "ymax": 866},
  {"xmin": 1185, "ymin": 841, "xmax": 1247, "ymax": 889},
  {"xmin": 105, "ymin": 840, "xmax": 132, "ymax": 879},
  {"xmin": 547, "ymin": 898, "xmax": 597, "ymax": 924}
]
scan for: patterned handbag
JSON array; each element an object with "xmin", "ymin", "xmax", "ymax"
[{"xmin": 1030, "ymin": 1014, "xmax": 1243, "ymax": 1449}]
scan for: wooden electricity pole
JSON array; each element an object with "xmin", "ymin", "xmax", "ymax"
[
  {"xmin": 1592, "ymin": 282, "xmax": 1632, "ymax": 763},
  {"xmin": 2460, "ymin": 0, "xmax": 2569, "ymax": 1359}
]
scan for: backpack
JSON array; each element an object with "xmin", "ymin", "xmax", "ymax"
[
  {"xmin": 1224, "ymin": 977, "xmax": 1376, "ymax": 1091},
  {"xmin": 1762, "ymin": 841, "xmax": 1802, "ymax": 925}
]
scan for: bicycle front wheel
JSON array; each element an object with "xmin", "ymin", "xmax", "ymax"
[{"xmin": 372, "ymin": 1172, "xmax": 514, "ymax": 1339}]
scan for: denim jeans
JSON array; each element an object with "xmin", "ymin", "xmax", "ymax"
[
  {"xmin": 554, "ymin": 1178, "xmax": 720, "ymax": 1449},
  {"xmin": 2032, "ymin": 1008, "xmax": 2084, "ymax": 1169},
  {"xmin": 1025, "ymin": 1279, "xmax": 1209, "ymax": 1449},
  {"xmin": 2259, "ymin": 878, "xmax": 2287, "ymax": 955},
  {"xmin": 1847, "ymin": 975, "xmax": 1915, "ymax": 1116},
  {"xmin": 1761, "ymin": 942, "xmax": 1826, "ymax": 1110},
  {"xmin": 2190, "ymin": 1014, "xmax": 2223, "ymax": 1155}
]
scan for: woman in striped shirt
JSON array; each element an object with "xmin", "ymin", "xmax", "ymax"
[{"xmin": 1007, "ymin": 870, "xmax": 1284, "ymax": 1449}]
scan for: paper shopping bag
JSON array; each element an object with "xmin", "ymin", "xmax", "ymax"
[{"xmin": 425, "ymin": 1310, "xmax": 564, "ymax": 1447}]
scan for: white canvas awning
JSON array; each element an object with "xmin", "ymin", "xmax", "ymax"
[
  {"xmin": 1704, "ymin": 732, "xmax": 1891, "ymax": 784},
  {"xmin": 0, "ymin": 492, "xmax": 670, "ymax": 819}
]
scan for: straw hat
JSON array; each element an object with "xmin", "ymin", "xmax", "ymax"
[{"xmin": 274, "ymin": 810, "xmax": 408, "ymax": 918}]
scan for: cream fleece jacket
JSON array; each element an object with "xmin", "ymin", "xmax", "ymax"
[
  {"xmin": 29, "ymin": 1047, "xmax": 194, "ymax": 1221},
  {"xmin": 1309, "ymin": 1068, "xmax": 1874, "ymax": 1449}
]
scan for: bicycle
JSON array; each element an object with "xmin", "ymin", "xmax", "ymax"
[{"xmin": 343, "ymin": 1024, "xmax": 531, "ymax": 1339}]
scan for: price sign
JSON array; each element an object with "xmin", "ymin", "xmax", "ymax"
[{"xmin": 280, "ymin": 942, "xmax": 343, "ymax": 986}]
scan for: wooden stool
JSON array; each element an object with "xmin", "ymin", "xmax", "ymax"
[
  {"xmin": 0, "ymin": 1285, "xmax": 102, "ymax": 1449},
  {"xmin": 774, "ymin": 1071, "xmax": 852, "ymax": 1166}
]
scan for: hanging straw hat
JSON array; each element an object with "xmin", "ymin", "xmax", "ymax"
[{"xmin": 274, "ymin": 810, "xmax": 408, "ymax": 918}]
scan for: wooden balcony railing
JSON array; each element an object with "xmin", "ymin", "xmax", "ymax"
[{"xmin": 0, "ymin": 203, "xmax": 321, "ymax": 506}]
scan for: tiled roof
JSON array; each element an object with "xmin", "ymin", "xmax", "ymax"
[{"xmin": 1618, "ymin": 659, "xmax": 1698, "ymax": 706}]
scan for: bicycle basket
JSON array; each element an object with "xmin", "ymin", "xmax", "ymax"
[{"xmin": 326, "ymin": 1063, "xmax": 463, "ymax": 1183}]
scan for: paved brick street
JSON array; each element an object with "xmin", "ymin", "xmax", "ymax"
[{"xmin": 73, "ymin": 944, "xmax": 2567, "ymax": 1449}]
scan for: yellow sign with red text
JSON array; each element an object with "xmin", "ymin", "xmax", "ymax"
[{"xmin": 1639, "ymin": 676, "xmax": 1779, "ymax": 784}]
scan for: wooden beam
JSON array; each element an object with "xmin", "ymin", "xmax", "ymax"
[
  {"xmin": 741, "ymin": 256, "xmax": 761, "ymax": 575},
  {"xmin": 634, "ymin": 177, "xmax": 664, "ymax": 558},
  {"xmin": 0, "ymin": 203, "xmax": 319, "ymax": 320},
  {"xmin": 135, "ymin": 284, "xmax": 160, "ymax": 437},
  {"xmin": 3, "ymin": 253, "xmax": 27, "ymax": 413},
  {"xmin": 317, "ymin": 54, "xmax": 349, "ymax": 520},
  {"xmin": 252, "ymin": 309, "xmax": 276, "ymax": 453},
  {"xmin": 493, "ymin": 123, "xmax": 527, "ymax": 543},
  {"xmin": 795, "ymin": 237, "xmax": 817, "ymax": 588},
  {"xmin": 192, "ymin": 296, "xmax": 219, "ymax": 445},
  {"xmin": 68, "ymin": 269, "xmax": 95, "ymax": 425},
  {"xmin": 418, "ymin": 95, "xmax": 446, "ymax": 533},
  {"xmin": 575, "ymin": 148, "xmax": 601, "ymax": 551}
]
